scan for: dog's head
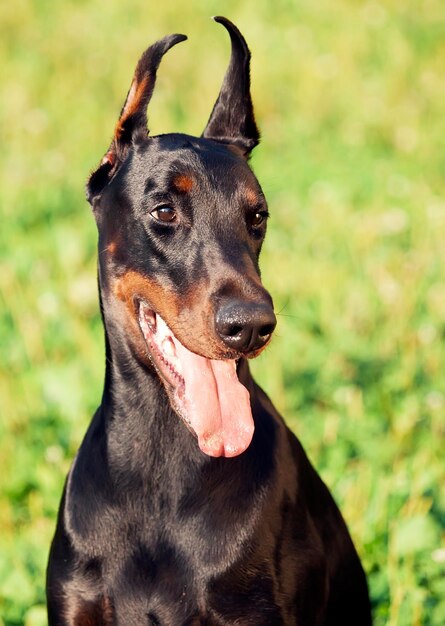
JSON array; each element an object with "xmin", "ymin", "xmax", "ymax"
[{"xmin": 86, "ymin": 17, "xmax": 276, "ymax": 458}]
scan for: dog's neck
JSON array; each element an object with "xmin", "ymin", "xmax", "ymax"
[
  {"xmin": 97, "ymin": 311, "xmax": 263, "ymax": 478},
  {"xmin": 100, "ymin": 323, "xmax": 199, "ymax": 469},
  {"xmin": 68, "ymin": 294, "xmax": 277, "ymax": 535}
]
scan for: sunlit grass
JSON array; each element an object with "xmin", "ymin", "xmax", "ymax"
[{"xmin": 1, "ymin": 1, "xmax": 445, "ymax": 624}]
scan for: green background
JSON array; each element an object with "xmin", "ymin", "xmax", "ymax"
[{"xmin": 1, "ymin": 1, "xmax": 445, "ymax": 624}]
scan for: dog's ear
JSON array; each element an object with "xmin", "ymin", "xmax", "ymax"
[
  {"xmin": 86, "ymin": 33, "xmax": 187, "ymax": 204},
  {"xmin": 202, "ymin": 17, "xmax": 259, "ymax": 159}
]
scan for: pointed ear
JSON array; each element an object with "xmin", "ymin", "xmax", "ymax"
[
  {"xmin": 202, "ymin": 17, "xmax": 260, "ymax": 159},
  {"xmin": 86, "ymin": 33, "xmax": 187, "ymax": 204}
]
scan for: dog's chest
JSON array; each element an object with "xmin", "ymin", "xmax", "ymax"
[
  {"xmin": 95, "ymin": 499, "xmax": 287, "ymax": 625},
  {"xmin": 105, "ymin": 541, "xmax": 285, "ymax": 626}
]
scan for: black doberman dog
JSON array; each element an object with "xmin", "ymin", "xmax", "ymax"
[{"xmin": 47, "ymin": 17, "xmax": 372, "ymax": 626}]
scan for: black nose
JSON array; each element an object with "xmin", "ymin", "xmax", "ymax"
[{"xmin": 215, "ymin": 300, "xmax": 277, "ymax": 353}]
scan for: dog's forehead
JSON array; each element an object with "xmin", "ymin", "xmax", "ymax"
[{"xmin": 134, "ymin": 133, "xmax": 262, "ymax": 200}]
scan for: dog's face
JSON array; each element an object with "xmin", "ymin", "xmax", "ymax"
[
  {"xmin": 96, "ymin": 134, "xmax": 272, "ymax": 359},
  {"xmin": 87, "ymin": 18, "xmax": 276, "ymax": 458}
]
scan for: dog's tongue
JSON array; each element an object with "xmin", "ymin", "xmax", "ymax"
[{"xmin": 174, "ymin": 342, "xmax": 254, "ymax": 457}]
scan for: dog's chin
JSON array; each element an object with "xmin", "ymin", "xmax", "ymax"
[{"xmin": 137, "ymin": 300, "xmax": 255, "ymax": 458}]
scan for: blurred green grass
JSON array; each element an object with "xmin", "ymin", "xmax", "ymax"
[{"xmin": 1, "ymin": 0, "xmax": 445, "ymax": 624}]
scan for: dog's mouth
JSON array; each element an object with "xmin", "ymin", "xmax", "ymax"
[{"xmin": 137, "ymin": 301, "xmax": 254, "ymax": 458}]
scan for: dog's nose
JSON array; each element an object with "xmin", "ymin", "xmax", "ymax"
[{"xmin": 215, "ymin": 300, "xmax": 277, "ymax": 353}]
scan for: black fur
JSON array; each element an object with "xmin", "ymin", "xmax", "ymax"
[{"xmin": 47, "ymin": 17, "xmax": 372, "ymax": 625}]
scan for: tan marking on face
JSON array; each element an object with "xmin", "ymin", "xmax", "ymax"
[
  {"xmin": 114, "ymin": 270, "xmax": 181, "ymax": 320},
  {"xmin": 244, "ymin": 186, "xmax": 259, "ymax": 206},
  {"xmin": 172, "ymin": 174, "xmax": 194, "ymax": 194},
  {"xmin": 112, "ymin": 270, "xmax": 230, "ymax": 359},
  {"xmin": 107, "ymin": 241, "xmax": 117, "ymax": 255}
]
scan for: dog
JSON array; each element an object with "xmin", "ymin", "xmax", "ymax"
[{"xmin": 47, "ymin": 16, "xmax": 372, "ymax": 625}]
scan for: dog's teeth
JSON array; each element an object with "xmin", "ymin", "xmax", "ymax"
[{"xmin": 144, "ymin": 309, "xmax": 156, "ymax": 328}]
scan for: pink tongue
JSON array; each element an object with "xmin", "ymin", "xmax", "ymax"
[{"xmin": 174, "ymin": 342, "xmax": 254, "ymax": 457}]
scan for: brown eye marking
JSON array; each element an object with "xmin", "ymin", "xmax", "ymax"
[
  {"xmin": 244, "ymin": 187, "xmax": 259, "ymax": 206},
  {"xmin": 172, "ymin": 174, "xmax": 194, "ymax": 194}
]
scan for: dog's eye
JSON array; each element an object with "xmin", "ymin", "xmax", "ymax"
[
  {"xmin": 250, "ymin": 211, "xmax": 269, "ymax": 228},
  {"xmin": 150, "ymin": 206, "xmax": 177, "ymax": 223}
]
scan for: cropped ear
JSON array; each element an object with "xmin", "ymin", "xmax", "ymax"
[
  {"xmin": 202, "ymin": 17, "xmax": 259, "ymax": 159},
  {"xmin": 86, "ymin": 33, "xmax": 187, "ymax": 204}
]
